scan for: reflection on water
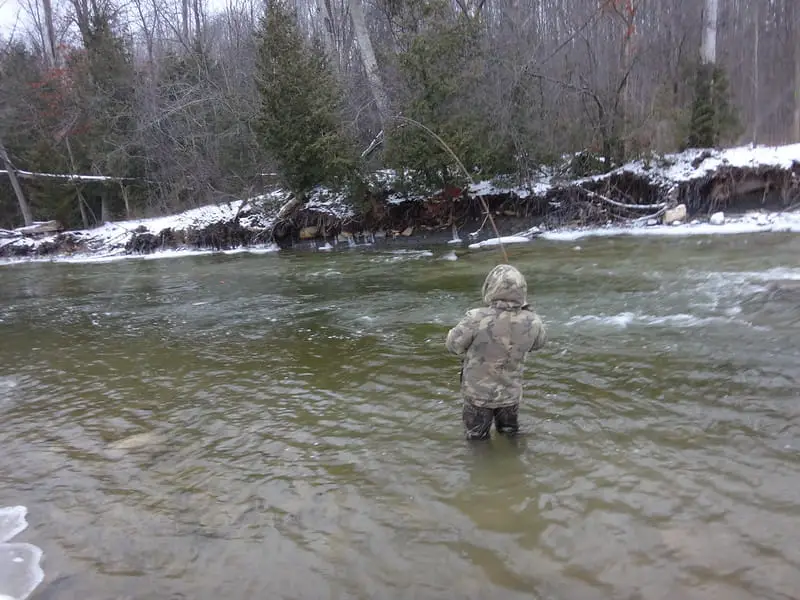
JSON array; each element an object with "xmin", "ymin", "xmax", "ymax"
[{"xmin": 1, "ymin": 233, "xmax": 800, "ymax": 600}]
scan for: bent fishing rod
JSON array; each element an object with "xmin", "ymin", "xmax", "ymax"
[{"xmin": 388, "ymin": 115, "xmax": 509, "ymax": 264}]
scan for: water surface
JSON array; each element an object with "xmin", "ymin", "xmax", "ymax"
[{"xmin": 1, "ymin": 233, "xmax": 799, "ymax": 600}]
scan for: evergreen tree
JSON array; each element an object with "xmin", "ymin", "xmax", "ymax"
[
  {"xmin": 687, "ymin": 64, "xmax": 739, "ymax": 149},
  {"xmin": 383, "ymin": 3, "xmax": 515, "ymax": 191},
  {"xmin": 254, "ymin": 0, "xmax": 359, "ymax": 199}
]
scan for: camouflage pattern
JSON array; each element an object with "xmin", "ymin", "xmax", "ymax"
[
  {"xmin": 446, "ymin": 264, "xmax": 546, "ymax": 409},
  {"xmin": 463, "ymin": 402, "xmax": 519, "ymax": 440}
]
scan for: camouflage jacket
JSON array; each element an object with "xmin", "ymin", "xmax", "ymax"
[{"xmin": 446, "ymin": 264, "xmax": 546, "ymax": 408}]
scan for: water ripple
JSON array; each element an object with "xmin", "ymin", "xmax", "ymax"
[{"xmin": 1, "ymin": 236, "xmax": 800, "ymax": 599}]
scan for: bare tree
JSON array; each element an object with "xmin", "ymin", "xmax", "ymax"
[
  {"xmin": 349, "ymin": 0, "xmax": 388, "ymax": 127},
  {"xmin": 791, "ymin": 0, "xmax": 800, "ymax": 142},
  {"xmin": 0, "ymin": 137, "xmax": 33, "ymax": 226}
]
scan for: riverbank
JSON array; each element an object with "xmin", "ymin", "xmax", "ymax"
[{"xmin": 1, "ymin": 142, "xmax": 798, "ymax": 263}]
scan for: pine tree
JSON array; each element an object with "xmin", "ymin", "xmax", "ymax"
[
  {"xmin": 254, "ymin": 0, "xmax": 359, "ymax": 199},
  {"xmin": 383, "ymin": 4, "xmax": 515, "ymax": 191},
  {"xmin": 687, "ymin": 64, "xmax": 738, "ymax": 149}
]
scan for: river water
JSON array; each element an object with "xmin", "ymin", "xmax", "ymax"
[{"xmin": 1, "ymin": 232, "xmax": 799, "ymax": 600}]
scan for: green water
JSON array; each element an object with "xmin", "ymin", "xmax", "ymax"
[{"xmin": 1, "ymin": 233, "xmax": 799, "ymax": 600}]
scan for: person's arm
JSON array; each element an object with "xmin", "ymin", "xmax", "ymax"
[
  {"xmin": 529, "ymin": 315, "xmax": 547, "ymax": 351},
  {"xmin": 446, "ymin": 310, "xmax": 480, "ymax": 356}
]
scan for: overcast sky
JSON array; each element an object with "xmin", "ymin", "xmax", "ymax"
[
  {"xmin": 0, "ymin": 0, "xmax": 235, "ymax": 40},
  {"xmin": 0, "ymin": 0, "xmax": 22, "ymax": 36}
]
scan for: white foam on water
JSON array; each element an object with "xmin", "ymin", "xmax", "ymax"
[
  {"xmin": 566, "ymin": 312, "xmax": 744, "ymax": 329},
  {"xmin": 371, "ymin": 250, "xmax": 434, "ymax": 263},
  {"xmin": 0, "ymin": 244, "xmax": 280, "ymax": 267},
  {"xmin": 0, "ymin": 508, "xmax": 27, "ymax": 544},
  {"xmin": 467, "ymin": 235, "xmax": 532, "ymax": 249},
  {"xmin": 747, "ymin": 266, "xmax": 800, "ymax": 281},
  {"xmin": 306, "ymin": 269, "xmax": 342, "ymax": 279},
  {"xmin": 0, "ymin": 507, "xmax": 44, "ymax": 600}
]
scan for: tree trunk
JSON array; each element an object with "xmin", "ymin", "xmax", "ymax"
[
  {"xmin": 349, "ymin": 0, "xmax": 389, "ymax": 125},
  {"xmin": 120, "ymin": 182, "xmax": 131, "ymax": 220},
  {"xmin": 101, "ymin": 190, "xmax": 110, "ymax": 223},
  {"xmin": 617, "ymin": 5, "xmax": 636, "ymax": 162},
  {"xmin": 700, "ymin": 0, "xmax": 718, "ymax": 66},
  {"xmin": 41, "ymin": 0, "xmax": 58, "ymax": 67},
  {"xmin": 315, "ymin": 0, "xmax": 339, "ymax": 69},
  {"xmin": 753, "ymin": 0, "xmax": 759, "ymax": 144},
  {"xmin": 65, "ymin": 136, "xmax": 90, "ymax": 229},
  {"xmin": 793, "ymin": 0, "xmax": 800, "ymax": 142},
  {"xmin": 795, "ymin": 51, "xmax": 800, "ymax": 143},
  {"xmin": 182, "ymin": 0, "xmax": 190, "ymax": 43},
  {"xmin": 688, "ymin": 0, "xmax": 720, "ymax": 148},
  {"xmin": 0, "ymin": 138, "xmax": 33, "ymax": 227}
]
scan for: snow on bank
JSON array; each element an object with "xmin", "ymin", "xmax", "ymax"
[
  {"xmin": 372, "ymin": 142, "xmax": 800, "ymax": 204},
  {"xmin": 2, "ymin": 142, "xmax": 799, "ymax": 265},
  {"xmin": 0, "ymin": 188, "xmax": 306, "ymax": 264},
  {"xmin": 539, "ymin": 210, "xmax": 800, "ymax": 242},
  {"xmin": 0, "ymin": 198, "xmax": 254, "ymax": 259},
  {"xmin": 619, "ymin": 142, "xmax": 800, "ymax": 185},
  {"xmin": 461, "ymin": 210, "xmax": 800, "ymax": 251}
]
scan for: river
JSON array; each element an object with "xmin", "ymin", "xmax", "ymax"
[{"xmin": 1, "ymin": 232, "xmax": 799, "ymax": 600}]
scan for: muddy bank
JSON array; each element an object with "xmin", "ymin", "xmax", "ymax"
[{"xmin": 2, "ymin": 143, "xmax": 798, "ymax": 259}]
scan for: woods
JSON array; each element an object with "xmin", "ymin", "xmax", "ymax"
[{"xmin": 1, "ymin": 0, "xmax": 798, "ymax": 231}]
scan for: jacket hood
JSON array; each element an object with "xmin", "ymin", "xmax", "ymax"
[{"xmin": 481, "ymin": 264, "xmax": 528, "ymax": 308}]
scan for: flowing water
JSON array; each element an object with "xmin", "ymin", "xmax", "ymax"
[{"xmin": 1, "ymin": 232, "xmax": 799, "ymax": 600}]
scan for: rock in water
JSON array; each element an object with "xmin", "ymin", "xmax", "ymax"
[
  {"xmin": 440, "ymin": 251, "xmax": 458, "ymax": 261},
  {"xmin": 662, "ymin": 203, "xmax": 687, "ymax": 225},
  {"xmin": 108, "ymin": 431, "xmax": 166, "ymax": 451},
  {"xmin": 105, "ymin": 431, "xmax": 169, "ymax": 460},
  {"xmin": 709, "ymin": 211, "xmax": 725, "ymax": 226},
  {"xmin": 299, "ymin": 226, "xmax": 319, "ymax": 240},
  {"xmin": 646, "ymin": 218, "xmax": 658, "ymax": 227}
]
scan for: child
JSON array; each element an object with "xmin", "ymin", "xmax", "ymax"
[{"xmin": 446, "ymin": 264, "xmax": 547, "ymax": 440}]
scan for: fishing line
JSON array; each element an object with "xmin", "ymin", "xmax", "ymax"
[{"xmin": 389, "ymin": 115, "xmax": 509, "ymax": 264}]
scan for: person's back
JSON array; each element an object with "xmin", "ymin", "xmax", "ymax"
[{"xmin": 446, "ymin": 264, "xmax": 546, "ymax": 439}]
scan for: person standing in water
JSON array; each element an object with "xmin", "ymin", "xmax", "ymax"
[{"xmin": 446, "ymin": 264, "xmax": 547, "ymax": 440}]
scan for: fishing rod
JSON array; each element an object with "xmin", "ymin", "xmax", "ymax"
[{"xmin": 389, "ymin": 115, "xmax": 509, "ymax": 264}]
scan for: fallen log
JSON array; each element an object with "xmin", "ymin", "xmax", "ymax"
[
  {"xmin": 577, "ymin": 186, "xmax": 667, "ymax": 211},
  {"xmin": 14, "ymin": 220, "xmax": 63, "ymax": 236}
]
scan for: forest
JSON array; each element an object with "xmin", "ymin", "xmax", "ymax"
[{"xmin": 0, "ymin": 0, "xmax": 798, "ymax": 231}]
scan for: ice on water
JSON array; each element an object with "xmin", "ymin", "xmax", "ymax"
[{"xmin": 0, "ymin": 507, "xmax": 44, "ymax": 600}]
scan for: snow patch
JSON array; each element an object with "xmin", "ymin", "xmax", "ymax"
[
  {"xmin": 2, "ymin": 142, "xmax": 798, "ymax": 264},
  {"xmin": 597, "ymin": 142, "xmax": 800, "ymax": 187},
  {"xmin": 541, "ymin": 211, "xmax": 800, "ymax": 241},
  {"xmin": 305, "ymin": 187, "xmax": 356, "ymax": 219}
]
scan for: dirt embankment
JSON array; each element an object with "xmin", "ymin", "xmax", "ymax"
[{"xmin": 2, "ymin": 147, "xmax": 799, "ymax": 258}]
